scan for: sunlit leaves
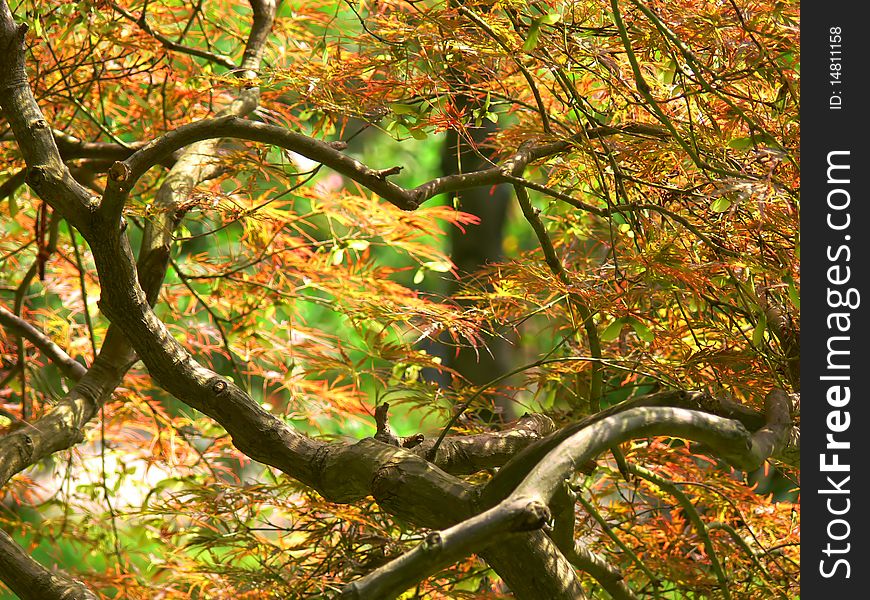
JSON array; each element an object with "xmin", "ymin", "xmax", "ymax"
[{"xmin": 0, "ymin": 0, "xmax": 799, "ymax": 597}]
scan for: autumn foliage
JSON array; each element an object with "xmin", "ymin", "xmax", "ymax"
[{"xmin": 1, "ymin": 1, "xmax": 799, "ymax": 598}]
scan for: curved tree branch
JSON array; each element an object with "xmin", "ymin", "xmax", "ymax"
[
  {"xmin": 339, "ymin": 498, "xmax": 556, "ymax": 600},
  {"xmin": 100, "ymin": 113, "xmax": 673, "ymax": 217},
  {"xmin": 412, "ymin": 413, "xmax": 557, "ymax": 474},
  {"xmin": 0, "ymin": 305, "xmax": 86, "ymax": 380},
  {"xmin": 355, "ymin": 403, "xmax": 792, "ymax": 597},
  {"xmin": 0, "ymin": 529, "xmax": 97, "ymax": 600},
  {"xmin": 111, "ymin": 2, "xmax": 236, "ymax": 70}
]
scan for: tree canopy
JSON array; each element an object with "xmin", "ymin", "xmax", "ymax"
[{"xmin": 0, "ymin": 1, "xmax": 799, "ymax": 598}]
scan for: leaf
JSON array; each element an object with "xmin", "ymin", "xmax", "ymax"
[
  {"xmin": 523, "ymin": 23, "xmax": 542, "ymax": 52},
  {"xmin": 727, "ymin": 137, "xmax": 753, "ymax": 150},
  {"xmin": 413, "ymin": 269, "xmax": 425, "ymax": 284},
  {"xmin": 524, "ymin": 15, "xmax": 561, "ymax": 52},
  {"xmin": 408, "ymin": 127, "xmax": 428, "ymax": 140},
  {"xmin": 347, "ymin": 240, "xmax": 370, "ymax": 251},
  {"xmin": 752, "ymin": 313, "xmax": 767, "ymax": 347},
  {"xmin": 422, "ymin": 260, "xmax": 451, "ymax": 273},
  {"xmin": 541, "ymin": 13, "xmax": 562, "ymax": 25},
  {"xmin": 391, "ymin": 103, "xmax": 417, "ymax": 115},
  {"xmin": 629, "ymin": 319, "xmax": 655, "ymax": 343},
  {"xmin": 601, "ymin": 318, "xmax": 625, "ymax": 342},
  {"xmin": 710, "ymin": 198, "xmax": 731, "ymax": 213}
]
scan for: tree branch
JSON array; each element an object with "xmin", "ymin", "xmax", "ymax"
[
  {"xmin": 364, "ymin": 403, "xmax": 791, "ymax": 598},
  {"xmin": 340, "ymin": 498, "xmax": 556, "ymax": 600},
  {"xmin": 0, "ymin": 6, "xmax": 96, "ymax": 232},
  {"xmin": 511, "ymin": 405, "xmax": 789, "ymax": 506},
  {"xmin": 413, "ymin": 413, "xmax": 556, "ymax": 474},
  {"xmin": 111, "ymin": 2, "xmax": 236, "ymax": 70},
  {"xmin": 0, "ymin": 529, "xmax": 97, "ymax": 600},
  {"xmin": 100, "ymin": 113, "xmax": 670, "ymax": 217},
  {"xmin": 0, "ymin": 305, "xmax": 86, "ymax": 380},
  {"xmin": 564, "ymin": 540, "xmax": 639, "ymax": 600}
]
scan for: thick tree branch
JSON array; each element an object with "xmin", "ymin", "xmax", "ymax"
[
  {"xmin": 101, "ymin": 114, "xmax": 668, "ymax": 217},
  {"xmin": 340, "ymin": 498, "xmax": 555, "ymax": 600},
  {"xmin": 0, "ymin": 8, "xmax": 96, "ymax": 232},
  {"xmin": 0, "ymin": 529, "xmax": 97, "ymax": 600},
  {"xmin": 511, "ymin": 406, "xmax": 789, "ymax": 507},
  {"xmin": 241, "ymin": 0, "xmax": 279, "ymax": 72},
  {"xmin": 0, "ymin": 327, "xmax": 134, "ymax": 488},
  {"xmin": 1, "ymin": 130, "xmax": 183, "ymax": 167},
  {"xmin": 364, "ymin": 403, "xmax": 791, "ymax": 598},
  {"xmin": 481, "ymin": 388, "xmax": 798, "ymax": 508},
  {"xmin": 412, "ymin": 413, "xmax": 557, "ymax": 474}
]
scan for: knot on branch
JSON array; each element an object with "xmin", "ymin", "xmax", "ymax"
[
  {"xmin": 519, "ymin": 500, "xmax": 551, "ymax": 531},
  {"xmin": 210, "ymin": 378, "xmax": 228, "ymax": 396},
  {"xmin": 25, "ymin": 166, "xmax": 49, "ymax": 190},
  {"xmin": 402, "ymin": 433, "xmax": 424, "ymax": 449},
  {"xmin": 108, "ymin": 161, "xmax": 132, "ymax": 184},
  {"xmin": 14, "ymin": 432, "xmax": 34, "ymax": 462},
  {"xmin": 423, "ymin": 532, "xmax": 443, "ymax": 552}
]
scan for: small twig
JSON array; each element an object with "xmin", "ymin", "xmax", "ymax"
[
  {"xmin": 0, "ymin": 305, "xmax": 87, "ymax": 381},
  {"xmin": 373, "ymin": 402, "xmax": 401, "ymax": 446},
  {"xmin": 112, "ymin": 2, "xmax": 236, "ymax": 70}
]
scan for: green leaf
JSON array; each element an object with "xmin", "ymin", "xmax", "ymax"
[
  {"xmin": 601, "ymin": 318, "xmax": 625, "ymax": 342},
  {"xmin": 787, "ymin": 281, "xmax": 800, "ymax": 309},
  {"xmin": 659, "ymin": 60, "xmax": 677, "ymax": 86},
  {"xmin": 629, "ymin": 319, "xmax": 654, "ymax": 343},
  {"xmin": 391, "ymin": 103, "xmax": 417, "ymax": 115},
  {"xmin": 413, "ymin": 269, "xmax": 425, "ymax": 284},
  {"xmin": 727, "ymin": 137, "xmax": 753, "ymax": 150},
  {"xmin": 710, "ymin": 197, "xmax": 731, "ymax": 213},
  {"xmin": 752, "ymin": 313, "xmax": 767, "ymax": 347},
  {"xmin": 408, "ymin": 127, "xmax": 428, "ymax": 140},
  {"xmin": 7, "ymin": 188, "xmax": 19, "ymax": 217},
  {"xmin": 541, "ymin": 13, "xmax": 562, "ymax": 25},
  {"xmin": 523, "ymin": 22, "xmax": 542, "ymax": 52}
]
